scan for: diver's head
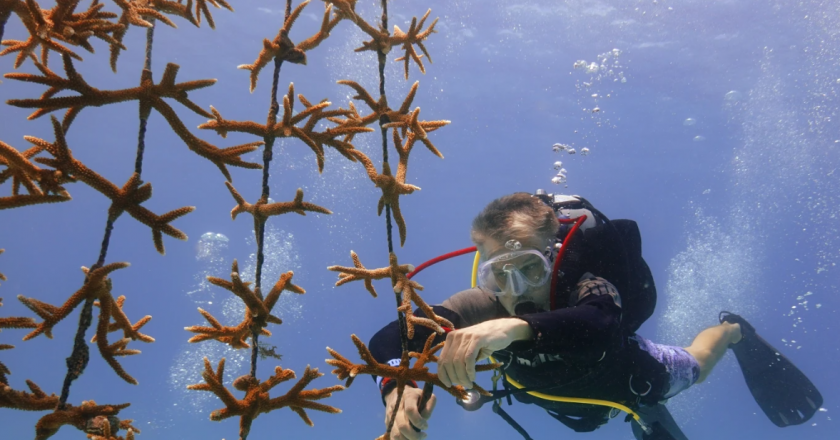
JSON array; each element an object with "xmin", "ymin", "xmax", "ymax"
[{"xmin": 471, "ymin": 193, "xmax": 559, "ymax": 316}]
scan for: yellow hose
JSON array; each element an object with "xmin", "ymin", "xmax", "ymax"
[{"xmin": 493, "ymin": 361, "xmax": 645, "ymax": 425}]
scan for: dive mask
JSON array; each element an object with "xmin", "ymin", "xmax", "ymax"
[{"xmin": 476, "ymin": 249, "xmax": 552, "ymax": 297}]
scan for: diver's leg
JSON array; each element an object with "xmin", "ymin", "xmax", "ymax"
[{"xmin": 683, "ymin": 322, "xmax": 742, "ymax": 383}]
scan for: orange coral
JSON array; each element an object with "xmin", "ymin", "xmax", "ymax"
[
  {"xmin": 1, "ymin": 296, "xmax": 38, "ymax": 385},
  {"xmin": 349, "ymin": 8, "xmax": 438, "ymax": 79},
  {"xmin": 226, "ymin": 182, "xmax": 331, "ymax": 234},
  {"xmin": 26, "ymin": 117, "xmax": 194, "ymax": 254},
  {"xmin": 199, "ymin": 83, "xmax": 372, "ymax": 172},
  {"xmin": 5, "ymin": 55, "xmax": 262, "ymax": 180},
  {"xmin": 109, "ymin": 0, "xmax": 205, "ymax": 71},
  {"xmin": 0, "ymin": 0, "xmax": 125, "ymax": 68},
  {"xmin": 237, "ymin": 0, "xmax": 343, "ymax": 92},
  {"xmin": 34, "ymin": 400, "xmax": 135, "ymax": 440},
  {"xmin": 326, "ymin": 333, "xmax": 496, "ymax": 399},
  {"xmin": 387, "ymin": 253, "xmax": 453, "ymax": 339},
  {"xmin": 351, "ymin": 149, "xmax": 419, "ymax": 246},
  {"xmin": 188, "ymin": 357, "xmax": 344, "ymax": 438},
  {"xmin": 327, "ymin": 250, "xmax": 413, "ymax": 298},
  {"xmin": 17, "ymin": 262, "xmax": 152, "ymax": 384},
  {"xmin": 85, "ymin": 413, "xmax": 137, "ymax": 440},
  {"xmin": 0, "ymin": 377, "xmax": 59, "ymax": 410},
  {"xmin": 332, "ymin": 80, "xmax": 449, "ymax": 153},
  {"xmin": 0, "ymin": 138, "xmax": 73, "ymax": 210},
  {"xmin": 185, "ymin": 259, "xmax": 304, "ymax": 349}
]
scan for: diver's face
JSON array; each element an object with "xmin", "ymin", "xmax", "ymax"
[{"xmin": 475, "ymin": 234, "xmax": 552, "ymax": 316}]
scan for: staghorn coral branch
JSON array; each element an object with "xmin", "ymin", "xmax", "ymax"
[
  {"xmin": 326, "ymin": 333, "xmax": 496, "ymax": 399},
  {"xmin": 0, "ymin": 0, "xmax": 126, "ymax": 69},
  {"xmin": 390, "ymin": 10, "xmax": 437, "ymax": 80},
  {"xmin": 198, "ymin": 84, "xmax": 372, "ymax": 172},
  {"xmin": 15, "ymin": 263, "xmax": 150, "ymax": 384},
  {"xmin": 350, "ymin": 149, "xmax": 419, "ymax": 246},
  {"xmin": 1, "ymin": 296, "xmax": 38, "ymax": 385},
  {"xmin": 188, "ymin": 357, "xmax": 343, "ymax": 438},
  {"xmin": 226, "ymin": 181, "xmax": 331, "ymax": 238},
  {"xmin": 109, "ymin": 0, "xmax": 201, "ymax": 71},
  {"xmin": 327, "ymin": 250, "xmax": 413, "ymax": 298},
  {"xmin": 0, "ymin": 377, "xmax": 60, "ymax": 410},
  {"xmin": 237, "ymin": 1, "xmax": 343, "ymax": 92},
  {"xmin": 333, "ymin": 80, "xmax": 449, "ymax": 166},
  {"xmin": 5, "ymin": 55, "xmax": 262, "ymax": 180},
  {"xmin": 0, "ymin": 138, "xmax": 74, "ymax": 209},
  {"xmin": 34, "ymin": 400, "xmax": 131, "ymax": 440},
  {"xmin": 91, "ymin": 295, "xmax": 153, "ymax": 344},
  {"xmin": 17, "ymin": 262, "xmax": 129, "ymax": 341},
  {"xmin": 348, "ymin": 8, "xmax": 438, "ymax": 79},
  {"xmin": 387, "ymin": 253, "xmax": 453, "ymax": 339},
  {"xmin": 185, "ymin": 260, "xmax": 305, "ymax": 349},
  {"xmin": 25, "ymin": 117, "xmax": 194, "ymax": 253}
]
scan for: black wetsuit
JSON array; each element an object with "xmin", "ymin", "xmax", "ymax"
[{"xmin": 369, "ymin": 275, "xmax": 673, "ymax": 432}]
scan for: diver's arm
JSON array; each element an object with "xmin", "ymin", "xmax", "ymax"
[
  {"xmin": 368, "ymin": 288, "xmax": 505, "ymax": 402},
  {"xmin": 514, "ymin": 276, "xmax": 622, "ymax": 360},
  {"xmin": 368, "ymin": 305, "xmax": 463, "ymax": 401}
]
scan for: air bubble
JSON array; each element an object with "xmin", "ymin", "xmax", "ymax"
[
  {"xmin": 724, "ymin": 90, "xmax": 742, "ymax": 102},
  {"xmin": 580, "ymin": 147, "xmax": 590, "ymax": 156},
  {"xmin": 586, "ymin": 62, "xmax": 599, "ymax": 74},
  {"xmin": 693, "ymin": 135, "xmax": 706, "ymax": 142},
  {"xmin": 567, "ymin": 148, "xmax": 576, "ymax": 155},
  {"xmin": 552, "ymin": 143, "xmax": 566, "ymax": 152},
  {"xmin": 683, "ymin": 118, "xmax": 696, "ymax": 126},
  {"xmin": 592, "ymin": 107, "xmax": 601, "ymax": 113},
  {"xmin": 505, "ymin": 239, "xmax": 522, "ymax": 250},
  {"xmin": 554, "ymin": 161, "xmax": 563, "ymax": 169},
  {"xmin": 620, "ymin": 77, "xmax": 627, "ymax": 83},
  {"xmin": 552, "ymin": 175, "xmax": 567, "ymax": 185}
]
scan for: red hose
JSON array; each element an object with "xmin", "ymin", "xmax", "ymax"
[
  {"xmin": 550, "ymin": 215, "xmax": 587, "ymax": 310},
  {"xmin": 407, "ymin": 246, "xmax": 477, "ymax": 279}
]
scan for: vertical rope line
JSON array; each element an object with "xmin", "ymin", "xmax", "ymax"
[
  {"xmin": 377, "ymin": 0, "xmax": 415, "ymax": 435},
  {"xmin": 135, "ymin": 23, "xmax": 155, "ymax": 176},
  {"xmin": 57, "ymin": 19, "xmax": 157, "ymax": 409},
  {"xmin": 248, "ymin": 0, "xmax": 293, "ymax": 387}
]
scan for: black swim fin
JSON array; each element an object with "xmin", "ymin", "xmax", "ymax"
[{"xmin": 720, "ymin": 311, "xmax": 823, "ymax": 427}]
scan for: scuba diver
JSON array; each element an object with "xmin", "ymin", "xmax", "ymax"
[{"xmin": 368, "ymin": 192, "xmax": 823, "ymax": 440}]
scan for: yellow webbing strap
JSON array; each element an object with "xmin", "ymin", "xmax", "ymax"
[{"xmin": 471, "ymin": 251, "xmax": 480, "ymax": 288}]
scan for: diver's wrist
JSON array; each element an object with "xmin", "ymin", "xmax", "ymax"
[{"xmin": 509, "ymin": 318, "xmax": 534, "ymax": 341}]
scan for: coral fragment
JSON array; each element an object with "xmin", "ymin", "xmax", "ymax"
[{"xmin": 188, "ymin": 357, "xmax": 343, "ymax": 438}]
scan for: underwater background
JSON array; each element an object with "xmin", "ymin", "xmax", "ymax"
[{"xmin": 1, "ymin": 0, "xmax": 838, "ymax": 439}]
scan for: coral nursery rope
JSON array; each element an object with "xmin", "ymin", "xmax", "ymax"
[
  {"xmin": 135, "ymin": 22, "xmax": 156, "ymax": 176},
  {"xmin": 58, "ymin": 19, "xmax": 159, "ymax": 409},
  {"xmin": 375, "ymin": 0, "xmax": 416, "ymax": 435},
  {"xmin": 249, "ymin": 0, "xmax": 294, "ymax": 385}
]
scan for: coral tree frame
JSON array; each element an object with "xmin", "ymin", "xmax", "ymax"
[{"xmin": 0, "ymin": 0, "xmax": 493, "ymax": 439}]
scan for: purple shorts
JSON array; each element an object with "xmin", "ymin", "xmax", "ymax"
[{"xmin": 631, "ymin": 335, "xmax": 701, "ymax": 400}]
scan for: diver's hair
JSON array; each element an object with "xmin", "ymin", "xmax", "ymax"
[{"xmin": 471, "ymin": 193, "xmax": 559, "ymax": 248}]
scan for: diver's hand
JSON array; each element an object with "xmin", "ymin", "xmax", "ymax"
[
  {"xmin": 438, "ymin": 318, "xmax": 533, "ymax": 389},
  {"xmin": 385, "ymin": 386, "xmax": 436, "ymax": 440}
]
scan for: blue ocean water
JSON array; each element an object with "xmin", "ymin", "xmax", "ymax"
[{"xmin": 0, "ymin": 0, "xmax": 837, "ymax": 439}]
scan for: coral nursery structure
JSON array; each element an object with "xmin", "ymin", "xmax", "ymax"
[{"xmin": 0, "ymin": 0, "xmax": 491, "ymax": 439}]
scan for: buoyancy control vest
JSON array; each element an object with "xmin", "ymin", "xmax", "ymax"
[{"xmin": 538, "ymin": 192, "xmax": 657, "ymax": 334}]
